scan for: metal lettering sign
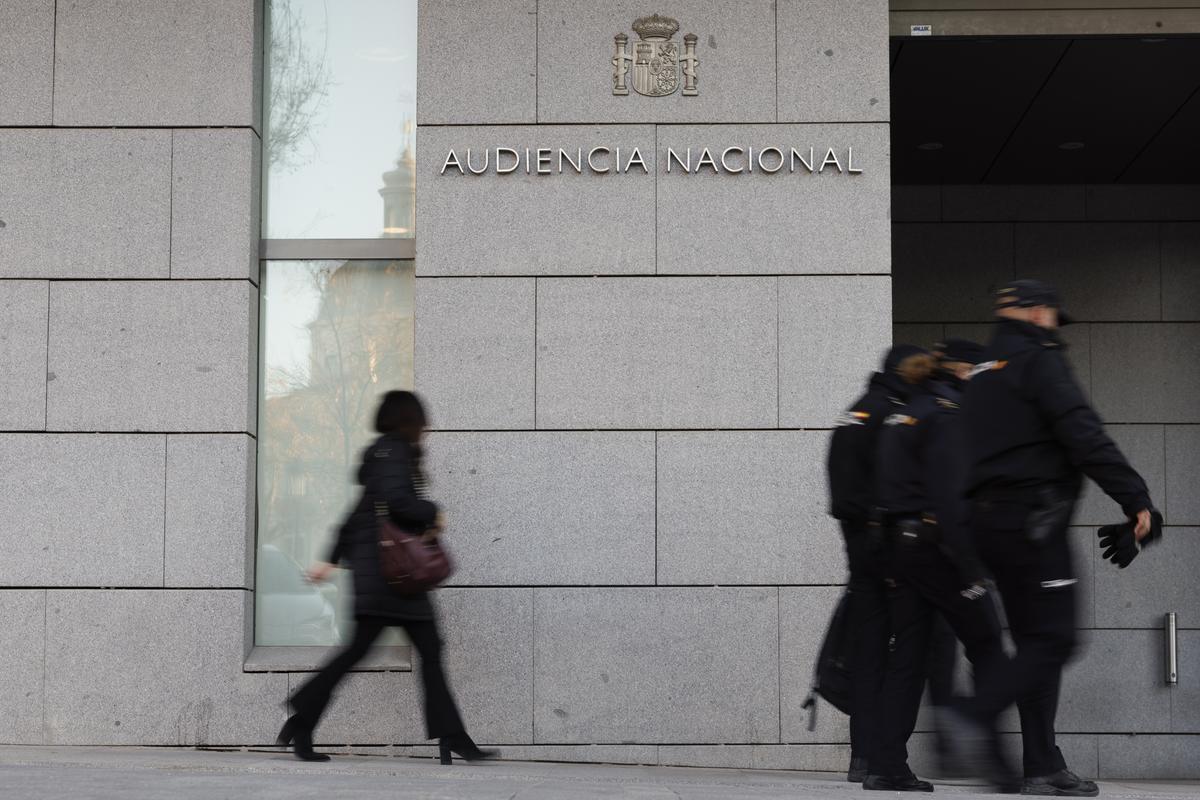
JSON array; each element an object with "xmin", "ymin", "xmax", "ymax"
[
  {"xmin": 439, "ymin": 146, "xmax": 864, "ymax": 176},
  {"xmin": 613, "ymin": 14, "xmax": 698, "ymax": 97}
]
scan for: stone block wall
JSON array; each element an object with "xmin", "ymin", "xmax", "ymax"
[
  {"xmin": 407, "ymin": 0, "xmax": 891, "ymax": 767},
  {"xmin": 7, "ymin": 0, "xmax": 1189, "ymax": 779},
  {"xmin": 0, "ymin": 0, "xmax": 269, "ymax": 746},
  {"xmin": 893, "ymin": 183, "xmax": 1200, "ymax": 778},
  {"xmin": 0, "ymin": 0, "xmax": 893, "ymax": 763}
]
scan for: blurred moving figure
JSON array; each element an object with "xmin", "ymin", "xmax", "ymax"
[
  {"xmin": 278, "ymin": 391, "xmax": 494, "ymax": 766},
  {"xmin": 924, "ymin": 613, "xmax": 959, "ymax": 773},
  {"xmin": 826, "ymin": 345, "xmax": 926, "ymax": 783},
  {"xmin": 948, "ymin": 281, "xmax": 1158, "ymax": 798},
  {"xmin": 865, "ymin": 340, "xmax": 1012, "ymax": 793}
]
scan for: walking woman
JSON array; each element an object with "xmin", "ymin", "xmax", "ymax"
[{"xmin": 278, "ymin": 390, "xmax": 494, "ymax": 765}]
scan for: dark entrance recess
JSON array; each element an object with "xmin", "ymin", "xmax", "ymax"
[{"xmin": 890, "ymin": 36, "xmax": 1200, "ymax": 184}]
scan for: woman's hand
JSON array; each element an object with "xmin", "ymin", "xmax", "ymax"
[
  {"xmin": 305, "ymin": 561, "xmax": 335, "ymax": 584},
  {"xmin": 422, "ymin": 513, "xmax": 447, "ymax": 543}
]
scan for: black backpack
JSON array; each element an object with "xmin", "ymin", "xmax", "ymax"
[{"xmin": 801, "ymin": 589, "xmax": 853, "ymax": 730}]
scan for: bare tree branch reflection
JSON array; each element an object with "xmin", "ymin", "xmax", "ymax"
[
  {"xmin": 266, "ymin": 0, "xmax": 332, "ymax": 171},
  {"xmin": 259, "ymin": 261, "xmax": 415, "ymax": 639}
]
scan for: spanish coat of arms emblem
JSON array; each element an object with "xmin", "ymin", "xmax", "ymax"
[{"xmin": 612, "ymin": 14, "xmax": 698, "ymax": 97}]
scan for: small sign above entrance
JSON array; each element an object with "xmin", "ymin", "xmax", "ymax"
[{"xmin": 910, "ymin": 24, "xmax": 933, "ymax": 36}]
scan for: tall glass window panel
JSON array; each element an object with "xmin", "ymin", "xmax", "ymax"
[
  {"xmin": 265, "ymin": 0, "xmax": 417, "ymax": 239},
  {"xmin": 257, "ymin": 260, "xmax": 415, "ymax": 646}
]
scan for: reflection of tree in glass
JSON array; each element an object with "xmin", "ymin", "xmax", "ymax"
[
  {"xmin": 304, "ymin": 262, "xmax": 415, "ymax": 468},
  {"xmin": 267, "ymin": 0, "xmax": 332, "ymax": 171},
  {"xmin": 260, "ymin": 262, "xmax": 414, "ymax": 574}
]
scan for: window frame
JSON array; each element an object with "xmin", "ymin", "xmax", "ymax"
[{"xmin": 252, "ymin": 0, "xmax": 420, "ymax": 672}]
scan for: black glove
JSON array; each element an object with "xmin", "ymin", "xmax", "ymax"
[{"xmin": 1097, "ymin": 521, "xmax": 1139, "ymax": 568}]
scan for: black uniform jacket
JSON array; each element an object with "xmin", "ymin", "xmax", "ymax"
[
  {"xmin": 827, "ymin": 371, "xmax": 909, "ymax": 526},
  {"xmin": 876, "ymin": 377, "xmax": 983, "ymax": 581},
  {"xmin": 965, "ymin": 319, "xmax": 1151, "ymax": 517},
  {"xmin": 327, "ymin": 435, "xmax": 440, "ymax": 621}
]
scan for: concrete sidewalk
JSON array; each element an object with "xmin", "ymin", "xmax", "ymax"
[{"xmin": 2, "ymin": 746, "xmax": 1200, "ymax": 800}]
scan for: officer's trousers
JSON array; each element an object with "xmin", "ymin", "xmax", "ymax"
[
  {"xmin": 963, "ymin": 502, "xmax": 1079, "ymax": 778},
  {"xmin": 872, "ymin": 537, "xmax": 1007, "ymax": 778},
  {"xmin": 926, "ymin": 613, "xmax": 959, "ymax": 759},
  {"xmin": 841, "ymin": 522, "xmax": 891, "ymax": 766}
]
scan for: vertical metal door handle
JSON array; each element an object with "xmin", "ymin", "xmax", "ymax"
[{"xmin": 1166, "ymin": 612, "xmax": 1179, "ymax": 686}]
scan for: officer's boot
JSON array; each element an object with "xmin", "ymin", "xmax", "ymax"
[
  {"xmin": 1021, "ymin": 769, "xmax": 1099, "ymax": 797},
  {"xmin": 863, "ymin": 772, "xmax": 934, "ymax": 792}
]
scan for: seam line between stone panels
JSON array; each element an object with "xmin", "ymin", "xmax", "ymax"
[
  {"xmin": 534, "ymin": 0, "xmax": 539, "ymax": 124},
  {"xmin": 527, "ymin": 587, "xmax": 535, "ymax": 743},
  {"xmin": 424, "ymin": 120, "xmax": 892, "ymax": 127},
  {"xmin": 1158, "ymin": 221, "xmax": 1165, "ymax": 321},
  {"xmin": 1156, "ymin": 417, "xmax": 1166, "ymax": 522},
  {"xmin": 50, "ymin": 0, "xmax": 58, "ymax": 124},
  {"xmin": 775, "ymin": 276, "xmax": 781, "ymax": 428},
  {"xmin": 776, "ymin": 586, "xmax": 782, "ymax": 743},
  {"xmin": 41, "ymin": 588, "xmax": 48, "ymax": 742},
  {"xmin": 531, "ymin": 587, "xmax": 538, "ymax": 743},
  {"xmin": 163, "ymin": 435, "xmax": 169, "ymax": 587},
  {"xmin": 169, "ymin": 131, "xmax": 175, "ymax": 278},
  {"xmin": 43, "ymin": 281, "xmax": 51, "ymax": 429},
  {"xmin": 773, "ymin": 0, "xmax": 778, "ymax": 123},
  {"xmin": 533, "ymin": 278, "xmax": 539, "ymax": 429}
]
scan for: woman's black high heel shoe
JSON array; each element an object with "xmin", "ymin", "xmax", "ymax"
[
  {"xmin": 438, "ymin": 733, "xmax": 497, "ymax": 765},
  {"xmin": 277, "ymin": 714, "xmax": 331, "ymax": 762},
  {"xmin": 275, "ymin": 714, "xmax": 300, "ymax": 747}
]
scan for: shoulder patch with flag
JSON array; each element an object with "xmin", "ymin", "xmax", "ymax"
[{"xmin": 969, "ymin": 359, "xmax": 1007, "ymax": 378}]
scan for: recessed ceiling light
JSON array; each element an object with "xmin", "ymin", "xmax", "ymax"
[
  {"xmin": 917, "ymin": 141, "xmax": 943, "ymax": 151},
  {"xmin": 1058, "ymin": 141, "xmax": 1085, "ymax": 150}
]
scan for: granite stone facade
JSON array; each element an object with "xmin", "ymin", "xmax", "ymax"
[
  {"xmin": 0, "ymin": 0, "xmax": 263, "ymax": 748},
  {"xmin": 414, "ymin": 0, "xmax": 889, "ymax": 766},
  {"xmin": 1, "ymin": 0, "xmax": 1196, "ymax": 780}
]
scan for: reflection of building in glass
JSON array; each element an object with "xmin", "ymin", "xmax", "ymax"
[
  {"xmin": 380, "ymin": 119, "xmax": 416, "ymax": 238},
  {"xmin": 258, "ymin": 114, "xmax": 417, "ymax": 645},
  {"xmin": 258, "ymin": 260, "xmax": 414, "ymax": 644}
]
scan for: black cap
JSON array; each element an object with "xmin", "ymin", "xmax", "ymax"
[
  {"xmin": 995, "ymin": 279, "xmax": 1074, "ymax": 325},
  {"xmin": 933, "ymin": 337, "xmax": 985, "ymax": 365},
  {"xmin": 882, "ymin": 343, "xmax": 929, "ymax": 374}
]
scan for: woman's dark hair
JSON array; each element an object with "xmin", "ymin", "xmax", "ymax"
[{"xmin": 374, "ymin": 390, "xmax": 428, "ymax": 441}]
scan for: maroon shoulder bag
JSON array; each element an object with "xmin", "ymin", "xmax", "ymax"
[{"xmin": 374, "ymin": 500, "xmax": 454, "ymax": 594}]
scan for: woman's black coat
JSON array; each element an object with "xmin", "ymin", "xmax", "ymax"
[{"xmin": 327, "ymin": 435, "xmax": 439, "ymax": 621}]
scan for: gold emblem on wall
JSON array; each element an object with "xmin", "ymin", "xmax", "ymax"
[{"xmin": 612, "ymin": 14, "xmax": 698, "ymax": 97}]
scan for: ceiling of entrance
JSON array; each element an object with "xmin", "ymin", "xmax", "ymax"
[{"xmin": 890, "ymin": 36, "xmax": 1200, "ymax": 183}]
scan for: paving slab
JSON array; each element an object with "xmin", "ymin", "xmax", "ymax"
[{"xmin": 2, "ymin": 746, "xmax": 1199, "ymax": 800}]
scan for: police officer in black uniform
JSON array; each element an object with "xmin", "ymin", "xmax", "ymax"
[
  {"xmin": 864, "ymin": 340, "xmax": 1013, "ymax": 793},
  {"xmin": 826, "ymin": 344, "xmax": 927, "ymax": 783},
  {"xmin": 949, "ymin": 280, "xmax": 1156, "ymax": 797}
]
